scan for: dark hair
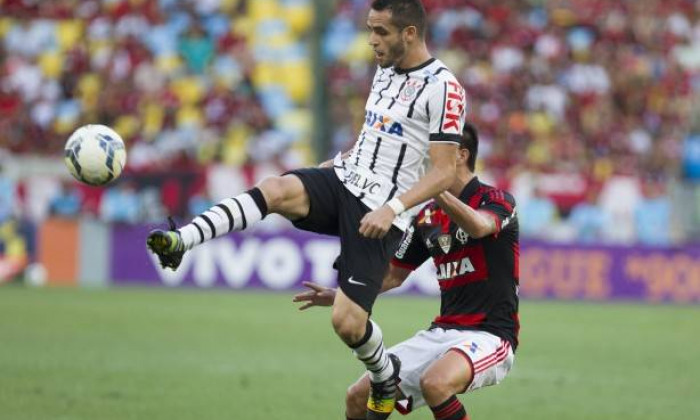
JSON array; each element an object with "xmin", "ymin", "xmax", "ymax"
[
  {"xmin": 460, "ymin": 122, "xmax": 479, "ymax": 172},
  {"xmin": 371, "ymin": 0, "xmax": 427, "ymax": 38}
]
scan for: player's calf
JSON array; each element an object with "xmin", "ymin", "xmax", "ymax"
[
  {"xmin": 345, "ymin": 374, "xmax": 370, "ymax": 420},
  {"xmin": 420, "ymin": 349, "xmax": 474, "ymax": 420}
]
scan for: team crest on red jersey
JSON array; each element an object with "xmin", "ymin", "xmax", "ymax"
[{"xmin": 437, "ymin": 234, "xmax": 452, "ymax": 254}]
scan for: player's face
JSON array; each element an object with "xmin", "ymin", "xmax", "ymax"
[{"xmin": 367, "ymin": 9, "xmax": 407, "ymax": 68}]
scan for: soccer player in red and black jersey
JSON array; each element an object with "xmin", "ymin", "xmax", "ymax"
[{"xmin": 294, "ymin": 123, "xmax": 519, "ymax": 420}]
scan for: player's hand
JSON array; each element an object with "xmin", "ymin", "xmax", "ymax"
[
  {"xmin": 292, "ymin": 282, "xmax": 336, "ymax": 310},
  {"xmin": 359, "ymin": 205, "xmax": 395, "ymax": 238},
  {"xmin": 318, "ymin": 159, "xmax": 333, "ymax": 168}
]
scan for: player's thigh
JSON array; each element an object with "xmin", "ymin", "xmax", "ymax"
[
  {"xmin": 256, "ymin": 174, "xmax": 309, "ymax": 218},
  {"xmin": 420, "ymin": 350, "xmax": 473, "ymax": 396},
  {"xmin": 444, "ymin": 331, "xmax": 514, "ymax": 393},
  {"xmin": 277, "ymin": 167, "xmax": 342, "ymax": 234}
]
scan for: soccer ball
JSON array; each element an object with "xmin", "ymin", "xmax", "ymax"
[{"xmin": 64, "ymin": 124, "xmax": 127, "ymax": 186}]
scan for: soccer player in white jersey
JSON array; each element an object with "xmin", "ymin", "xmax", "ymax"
[{"xmin": 147, "ymin": 1, "xmax": 466, "ymax": 418}]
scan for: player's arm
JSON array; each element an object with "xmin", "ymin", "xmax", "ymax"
[
  {"xmin": 436, "ymin": 190, "xmax": 516, "ymax": 239},
  {"xmin": 435, "ymin": 191, "xmax": 497, "ymax": 238},
  {"xmin": 395, "ymin": 143, "xmax": 457, "ymax": 209}
]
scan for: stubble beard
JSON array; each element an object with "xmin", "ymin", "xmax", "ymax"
[{"xmin": 379, "ymin": 40, "xmax": 407, "ymax": 69}]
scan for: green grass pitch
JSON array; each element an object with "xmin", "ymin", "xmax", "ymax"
[{"xmin": 1, "ymin": 286, "xmax": 699, "ymax": 420}]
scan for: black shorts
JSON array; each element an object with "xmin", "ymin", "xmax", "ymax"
[{"xmin": 285, "ymin": 167, "xmax": 402, "ymax": 313}]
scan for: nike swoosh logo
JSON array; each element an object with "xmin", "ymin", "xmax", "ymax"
[{"xmin": 347, "ymin": 277, "xmax": 366, "ymax": 286}]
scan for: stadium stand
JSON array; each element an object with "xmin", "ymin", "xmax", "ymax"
[{"xmin": 1, "ymin": 0, "xmax": 699, "ymax": 245}]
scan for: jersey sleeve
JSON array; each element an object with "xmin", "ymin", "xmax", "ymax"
[
  {"xmin": 391, "ymin": 223, "xmax": 430, "ymax": 271},
  {"xmin": 427, "ymin": 79, "xmax": 466, "ymax": 145},
  {"xmin": 478, "ymin": 190, "xmax": 518, "ymax": 235}
]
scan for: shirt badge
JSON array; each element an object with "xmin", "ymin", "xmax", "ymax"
[
  {"xmin": 456, "ymin": 228, "xmax": 469, "ymax": 244},
  {"xmin": 437, "ymin": 234, "xmax": 452, "ymax": 254}
]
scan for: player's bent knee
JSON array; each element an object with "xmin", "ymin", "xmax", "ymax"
[
  {"xmin": 331, "ymin": 311, "xmax": 365, "ymax": 344},
  {"xmin": 256, "ymin": 176, "xmax": 287, "ymax": 209},
  {"xmin": 256, "ymin": 175, "xmax": 306, "ymax": 214}
]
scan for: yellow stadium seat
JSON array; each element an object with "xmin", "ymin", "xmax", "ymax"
[
  {"xmin": 38, "ymin": 52, "xmax": 64, "ymax": 79},
  {"xmin": 267, "ymin": 32, "xmax": 293, "ymax": 49},
  {"xmin": 0, "ymin": 18, "xmax": 13, "ymax": 38},
  {"xmin": 223, "ymin": 124, "xmax": 251, "ymax": 166},
  {"xmin": 284, "ymin": 4, "xmax": 313, "ymax": 35},
  {"xmin": 250, "ymin": 0, "xmax": 280, "ymax": 20},
  {"xmin": 176, "ymin": 106, "xmax": 204, "ymax": 128},
  {"xmin": 526, "ymin": 139, "xmax": 552, "ymax": 166},
  {"xmin": 76, "ymin": 73, "xmax": 102, "ymax": 110},
  {"xmin": 593, "ymin": 158, "xmax": 615, "ymax": 182},
  {"xmin": 54, "ymin": 118, "xmax": 79, "ymax": 135},
  {"xmin": 281, "ymin": 61, "xmax": 312, "ymax": 103},
  {"xmin": 155, "ymin": 54, "xmax": 183, "ymax": 75},
  {"xmin": 528, "ymin": 112, "xmax": 554, "ymax": 136},
  {"xmin": 142, "ymin": 102, "xmax": 164, "ymax": 140},
  {"xmin": 231, "ymin": 16, "xmax": 254, "ymax": 39},
  {"xmin": 170, "ymin": 76, "xmax": 205, "ymax": 105},
  {"xmin": 220, "ymin": 0, "xmax": 241, "ymax": 13},
  {"xmin": 56, "ymin": 20, "xmax": 83, "ymax": 51},
  {"xmin": 6, "ymin": 237, "xmax": 28, "ymax": 260},
  {"xmin": 113, "ymin": 115, "xmax": 140, "ymax": 140},
  {"xmin": 252, "ymin": 63, "xmax": 277, "ymax": 87}
]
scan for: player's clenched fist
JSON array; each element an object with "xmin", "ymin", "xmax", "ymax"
[{"xmin": 359, "ymin": 205, "xmax": 395, "ymax": 238}]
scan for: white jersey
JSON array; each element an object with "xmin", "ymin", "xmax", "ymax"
[{"xmin": 334, "ymin": 58, "xmax": 467, "ymax": 230}]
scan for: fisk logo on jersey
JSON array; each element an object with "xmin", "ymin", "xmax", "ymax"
[
  {"xmin": 442, "ymin": 81, "xmax": 465, "ymax": 133},
  {"xmin": 365, "ymin": 111, "xmax": 404, "ymax": 136}
]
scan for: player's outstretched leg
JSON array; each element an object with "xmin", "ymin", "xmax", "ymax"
[
  {"xmin": 147, "ymin": 175, "xmax": 310, "ymax": 270},
  {"xmin": 177, "ymin": 187, "xmax": 269, "ymax": 251}
]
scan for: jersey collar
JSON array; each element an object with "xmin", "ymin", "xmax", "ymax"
[
  {"xmin": 394, "ymin": 57, "xmax": 436, "ymax": 74},
  {"xmin": 458, "ymin": 176, "xmax": 481, "ymax": 201}
]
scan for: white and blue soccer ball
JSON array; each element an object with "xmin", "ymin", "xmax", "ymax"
[{"xmin": 64, "ymin": 124, "xmax": 127, "ymax": 186}]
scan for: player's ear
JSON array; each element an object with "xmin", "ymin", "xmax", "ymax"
[
  {"xmin": 458, "ymin": 148, "xmax": 469, "ymax": 165},
  {"xmin": 402, "ymin": 25, "xmax": 417, "ymax": 43}
]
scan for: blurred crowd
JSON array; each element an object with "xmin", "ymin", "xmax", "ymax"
[
  {"xmin": 326, "ymin": 0, "xmax": 700, "ymax": 245},
  {"xmin": 0, "ymin": 0, "xmax": 313, "ymax": 234},
  {"xmin": 1, "ymin": 0, "xmax": 700, "ymax": 248}
]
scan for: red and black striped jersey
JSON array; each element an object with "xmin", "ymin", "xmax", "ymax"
[{"xmin": 392, "ymin": 177, "xmax": 520, "ymax": 350}]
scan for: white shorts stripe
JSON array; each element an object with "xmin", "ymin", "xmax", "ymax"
[{"xmin": 474, "ymin": 341, "xmax": 510, "ymax": 374}]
